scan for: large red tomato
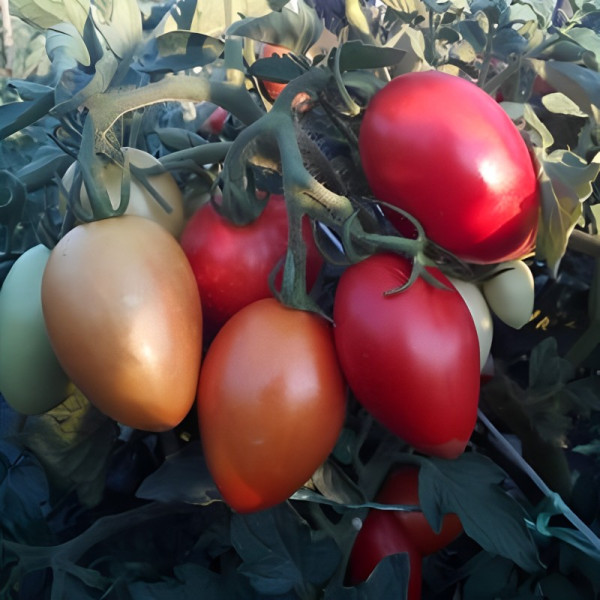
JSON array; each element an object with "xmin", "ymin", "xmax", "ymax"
[
  {"xmin": 197, "ymin": 298, "xmax": 346, "ymax": 513},
  {"xmin": 347, "ymin": 509, "xmax": 422, "ymax": 600},
  {"xmin": 333, "ymin": 253, "xmax": 480, "ymax": 459},
  {"xmin": 180, "ymin": 196, "xmax": 323, "ymax": 340},
  {"xmin": 376, "ymin": 466, "xmax": 463, "ymax": 556},
  {"xmin": 359, "ymin": 71, "xmax": 540, "ymax": 264}
]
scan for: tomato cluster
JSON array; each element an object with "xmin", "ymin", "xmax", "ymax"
[{"xmin": 0, "ymin": 71, "xmax": 539, "ymax": 533}]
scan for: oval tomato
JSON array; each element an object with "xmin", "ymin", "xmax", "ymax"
[
  {"xmin": 0, "ymin": 245, "xmax": 70, "ymax": 414},
  {"xmin": 376, "ymin": 466, "xmax": 463, "ymax": 556},
  {"xmin": 333, "ymin": 253, "xmax": 480, "ymax": 459},
  {"xmin": 482, "ymin": 260, "xmax": 535, "ymax": 329},
  {"xmin": 42, "ymin": 215, "xmax": 203, "ymax": 431},
  {"xmin": 347, "ymin": 509, "xmax": 422, "ymax": 600},
  {"xmin": 180, "ymin": 196, "xmax": 323, "ymax": 339},
  {"xmin": 197, "ymin": 298, "xmax": 346, "ymax": 513},
  {"xmin": 359, "ymin": 71, "xmax": 540, "ymax": 264},
  {"xmin": 62, "ymin": 147, "xmax": 185, "ymax": 237}
]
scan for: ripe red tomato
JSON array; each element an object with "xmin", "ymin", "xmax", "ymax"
[
  {"xmin": 359, "ymin": 70, "xmax": 540, "ymax": 264},
  {"xmin": 180, "ymin": 196, "xmax": 323, "ymax": 340},
  {"xmin": 333, "ymin": 253, "xmax": 480, "ymax": 459},
  {"xmin": 347, "ymin": 509, "xmax": 422, "ymax": 600},
  {"xmin": 376, "ymin": 466, "xmax": 463, "ymax": 556},
  {"xmin": 197, "ymin": 298, "xmax": 346, "ymax": 513},
  {"xmin": 42, "ymin": 216, "xmax": 203, "ymax": 431}
]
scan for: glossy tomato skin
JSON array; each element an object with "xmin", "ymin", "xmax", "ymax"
[
  {"xmin": 377, "ymin": 466, "xmax": 463, "ymax": 556},
  {"xmin": 197, "ymin": 298, "xmax": 346, "ymax": 513},
  {"xmin": 333, "ymin": 253, "xmax": 480, "ymax": 459},
  {"xmin": 347, "ymin": 509, "xmax": 422, "ymax": 600},
  {"xmin": 180, "ymin": 197, "xmax": 323, "ymax": 339},
  {"xmin": 42, "ymin": 216, "xmax": 203, "ymax": 431},
  {"xmin": 359, "ymin": 71, "xmax": 540, "ymax": 264}
]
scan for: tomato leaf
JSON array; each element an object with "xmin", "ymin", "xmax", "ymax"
[
  {"xmin": 227, "ymin": 0, "xmax": 323, "ymax": 55},
  {"xmin": 17, "ymin": 389, "xmax": 118, "ymax": 507},
  {"xmin": 231, "ymin": 503, "xmax": 341, "ymax": 595},
  {"xmin": 135, "ymin": 441, "xmax": 222, "ymax": 505},
  {"xmin": 417, "ymin": 453, "xmax": 542, "ymax": 573},
  {"xmin": 10, "ymin": 0, "xmax": 90, "ymax": 34},
  {"xmin": 137, "ymin": 31, "xmax": 224, "ymax": 74},
  {"xmin": 0, "ymin": 93, "xmax": 55, "ymax": 141},
  {"xmin": 336, "ymin": 40, "xmax": 407, "ymax": 72}
]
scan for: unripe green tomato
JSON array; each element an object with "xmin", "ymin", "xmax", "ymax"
[
  {"xmin": 0, "ymin": 245, "xmax": 70, "ymax": 414},
  {"xmin": 448, "ymin": 276, "xmax": 493, "ymax": 372},
  {"xmin": 482, "ymin": 260, "xmax": 535, "ymax": 329},
  {"xmin": 62, "ymin": 147, "xmax": 185, "ymax": 237}
]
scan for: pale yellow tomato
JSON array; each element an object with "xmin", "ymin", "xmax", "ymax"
[
  {"xmin": 62, "ymin": 147, "xmax": 185, "ymax": 237},
  {"xmin": 482, "ymin": 260, "xmax": 535, "ymax": 329}
]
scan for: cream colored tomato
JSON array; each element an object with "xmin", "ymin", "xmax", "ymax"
[
  {"xmin": 482, "ymin": 260, "xmax": 535, "ymax": 329},
  {"xmin": 0, "ymin": 245, "xmax": 70, "ymax": 414},
  {"xmin": 448, "ymin": 276, "xmax": 493, "ymax": 372},
  {"xmin": 41, "ymin": 216, "xmax": 202, "ymax": 431},
  {"xmin": 62, "ymin": 147, "xmax": 185, "ymax": 237}
]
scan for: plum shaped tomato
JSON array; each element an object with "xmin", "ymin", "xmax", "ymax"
[
  {"xmin": 180, "ymin": 196, "xmax": 323, "ymax": 340},
  {"xmin": 41, "ymin": 215, "xmax": 202, "ymax": 431},
  {"xmin": 347, "ymin": 509, "xmax": 422, "ymax": 600},
  {"xmin": 333, "ymin": 253, "xmax": 480, "ymax": 459},
  {"xmin": 197, "ymin": 298, "xmax": 346, "ymax": 513},
  {"xmin": 359, "ymin": 70, "xmax": 540, "ymax": 264},
  {"xmin": 376, "ymin": 466, "xmax": 463, "ymax": 556}
]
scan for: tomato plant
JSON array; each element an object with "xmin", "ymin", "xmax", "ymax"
[
  {"xmin": 0, "ymin": 245, "xmax": 70, "ymax": 415},
  {"xmin": 376, "ymin": 466, "xmax": 463, "ymax": 556},
  {"xmin": 180, "ymin": 195, "xmax": 323, "ymax": 339},
  {"xmin": 62, "ymin": 147, "xmax": 185, "ymax": 238},
  {"xmin": 333, "ymin": 253, "xmax": 480, "ymax": 459},
  {"xmin": 41, "ymin": 215, "xmax": 203, "ymax": 431},
  {"xmin": 197, "ymin": 297, "xmax": 346, "ymax": 513},
  {"xmin": 347, "ymin": 509, "xmax": 422, "ymax": 600},
  {"xmin": 359, "ymin": 71, "xmax": 540, "ymax": 264}
]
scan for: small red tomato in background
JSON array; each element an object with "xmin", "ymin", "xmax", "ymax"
[
  {"xmin": 376, "ymin": 466, "xmax": 463, "ymax": 556},
  {"xmin": 359, "ymin": 70, "xmax": 540, "ymax": 264},
  {"xmin": 258, "ymin": 43, "xmax": 291, "ymax": 101},
  {"xmin": 197, "ymin": 298, "xmax": 346, "ymax": 513},
  {"xmin": 333, "ymin": 253, "xmax": 480, "ymax": 459},
  {"xmin": 347, "ymin": 509, "xmax": 422, "ymax": 600},
  {"xmin": 180, "ymin": 195, "xmax": 323, "ymax": 340}
]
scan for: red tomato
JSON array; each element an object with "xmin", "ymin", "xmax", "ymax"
[
  {"xmin": 333, "ymin": 253, "xmax": 480, "ymax": 459},
  {"xmin": 377, "ymin": 466, "xmax": 463, "ymax": 556},
  {"xmin": 359, "ymin": 71, "xmax": 540, "ymax": 264},
  {"xmin": 197, "ymin": 298, "xmax": 346, "ymax": 513},
  {"xmin": 180, "ymin": 196, "xmax": 323, "ymax": 340},
  {"xmin": 42, "ymin": 216, "xmax": 203, "ymax": 431},
  {"xmin": 347, "ymin": 509, "xmax": 422, "ymax": 600},
  {"xmin": 258, "ymin": 43, "xmax": 291, "ymax": 101}
]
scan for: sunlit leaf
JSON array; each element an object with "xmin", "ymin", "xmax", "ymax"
[
  {"xmin": 91, "ymin": 0, "xmax": 142, "ymax": 61},
  {"xmin": 542, "ymin": 92, "xmax": 589, "ymax": 118},
  {"xmin": 9, "ymin": 0, "xmax": 90, "ymax": 35}
]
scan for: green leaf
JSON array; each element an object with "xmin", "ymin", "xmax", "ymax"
[
  {"xmin": 16, "ymin": 145, "xmax": 73, "ymax": 191},
  {"xmin": 91, "ymin": 0, "xmax": 142, "ymax": 61},
  {"xmin": 135, "ymin": 441, "xmax": 222, "ymax": 505},
  {"xmin": 18, "ymin": 388, "xmax": 118, "ymax": 507},
  {"xmin": 231, "ymin": 504, "xmax": 341, "ymax": 595},
  {"xmin": 337, "ymin": 40, "xmax": 407, "ymax": 72},
  {"xmin": 461, "ymin": 554, "xmax": 520, "ymax": 600},
  {"xmin": 528, "ymin": 337, "xmax": 574, "ymax": 390},
  {"xmin": 542, "ymin": 92, "xmax": 589, "ymax": 118},
  {"xmin": 0, "ymin": 92, "xmax": 55, "ymax": 140},
  {"xmin": 152, "ymin": 0, "xmax": 288, "ymax": 39},
  {"xmin": 9, "ymin": 0, "xmax": 90, "ymax": 35},
  {"xmin": 137, "ymin": 31, "xmax": 224, "ymax": 74},
  {"xmin": 248, "ymin": 53, "xmax": 306, "ymax": 83},
  {"xmin": 418, "ymin": 454, "xmax": 541, "ymax": 572},
  {"xmin": 46, "ymin": 22, "xmax": 91, "ymax": 69},
  {"xmin": 227, "ymin": 0, "xmax": 323, "ymax": 55},
  {"xmin": 535, "ymin": 148, "xmax": 600, "ymax": 274}
]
